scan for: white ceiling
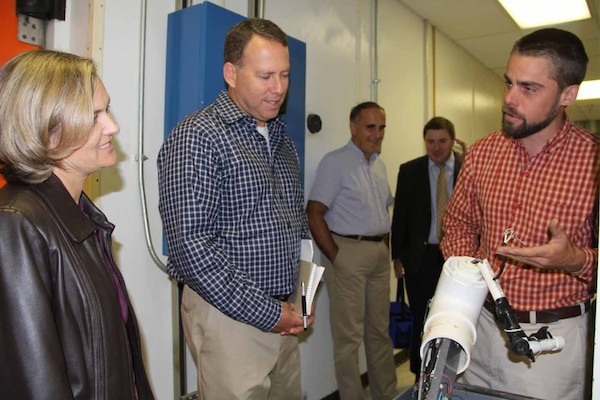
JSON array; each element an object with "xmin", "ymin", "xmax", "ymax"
[{"xmin": 398, "ymin": 0, "xmax": 600, "ymax": 122}]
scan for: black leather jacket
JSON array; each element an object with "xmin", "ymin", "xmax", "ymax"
[{"xmin": 0, "ymin": 174, "xmax": 153, "ymax": 399}]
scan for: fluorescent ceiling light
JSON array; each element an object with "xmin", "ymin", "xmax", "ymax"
[
  {"xmin": 577, "ymin": 80, "xmax": 600, "ymax": 101},
  {"xmin": 498, "ymin": 0, "xmax": 591, "ymax": 29}
]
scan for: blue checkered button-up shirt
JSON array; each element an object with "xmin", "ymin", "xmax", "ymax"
[{"xmin": 158, "ymin": 91, "xmax": 309, "ymax": 331}]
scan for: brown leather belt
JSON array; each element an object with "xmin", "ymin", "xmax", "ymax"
[
  {"xmin": 484, "ymin": 298, "xmax": 590, "ymax": 324},
  {"xmin": 271, "ymin": 294, "xmax": 290, "ymax": 302},
  {"xmin": 332, "ymin": 231, "xmax": 388, "ymax": 242}
]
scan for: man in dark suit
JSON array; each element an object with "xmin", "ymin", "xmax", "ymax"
[{"xmin": 390, "ymin": 116, "xmax": 464, "ymax": 378}]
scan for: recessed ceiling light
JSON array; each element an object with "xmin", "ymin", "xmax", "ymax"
[
  {"xmin": 577, "ymin": 80, "xmax": 600, "ymax": 101},
  {"xmin": 498, "ymin": 0, "xmax": 591, "ymax": 29}
]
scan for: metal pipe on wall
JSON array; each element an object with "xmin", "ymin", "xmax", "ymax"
[
  {"xmin": 252, "ymin": 0, "xmax": 265, "ymax": 18},
  {"xmin": 136, "ymin": 1, "xmax": 189, "ymax": 398},
  {"xmin": 136, "ymin": 0, "xmax": 167, "ymax": 274},
  {"xmin": 370, "ymin": 0, "xmax": 380, "ymax": 102},
  {"xmin": 424, "ymin": 20, "xmax": 432, "ymax": 121}
]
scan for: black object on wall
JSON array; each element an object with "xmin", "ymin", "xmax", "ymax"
[
  {"xmin": 307, "ymin": 114, "xmax": 322, "ymax": 134},
  {"xmin": 16, "ymin": 0, "xmax": 66, "ymax": 21}
]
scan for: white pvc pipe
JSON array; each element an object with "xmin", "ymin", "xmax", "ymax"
[{"xmin": 420, "ymin": 256, "xmax": 488, "ymax": 374}]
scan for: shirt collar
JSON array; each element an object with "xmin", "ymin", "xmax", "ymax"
[
  {"xmin": 346, "ymin": 140, "xmax": 378, "ymax": 162},
  {"xmin": 214, "ymin": 91, "xmax": 286, "ymax": 133},
  {"xmin": 510, "ymin": 116, "xmax": 573, "ymax": 156},
  {"xmin": 540, "ymin": 117, "xmax": 573, "ymax": 154},
  {"xmin": 32, "ymin": 174, "xmax": 113, "ymax": 242},
  {"xmin": 428, "ymin": 152, "xmax": 455, "ymax": 170}
]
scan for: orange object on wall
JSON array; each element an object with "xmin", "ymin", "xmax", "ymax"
[
  {"xmin": 0, "ymin": 1, "xmax": 39, "ymax": 66},
  {"xmin": 0, "ymin": 1, "xmax": 38, "ymax": 187}
]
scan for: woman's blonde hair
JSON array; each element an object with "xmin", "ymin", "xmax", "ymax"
[{"xmin": 0, "ymin": 50, "xmax": 97, "ymax": 184}]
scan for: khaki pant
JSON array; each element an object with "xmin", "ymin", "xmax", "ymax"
[
  {"xmin": 181, "ymin": 286, "xmax": 301, "ymax": 400},
  {"xmin": 324, "ymin": 235, "xmax": 397, "ymax": 400},
  {"xmin": 460, "ymin": 305, "xmax": 592, "ymax": 400}
]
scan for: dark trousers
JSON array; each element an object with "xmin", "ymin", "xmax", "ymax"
[{"xmin": 404, "ymin": 244, "xmax": 444, "ymax": 375}]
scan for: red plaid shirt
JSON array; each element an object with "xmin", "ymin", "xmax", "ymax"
[{"xmin": 441, "ymin": 118, "xmax": 599, "ymax": 311}]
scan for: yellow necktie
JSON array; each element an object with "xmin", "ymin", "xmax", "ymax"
[{"xmin": 436, "ymin": 163, "xmax": 448, "ymax": 240}]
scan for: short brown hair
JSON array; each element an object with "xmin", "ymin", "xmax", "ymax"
[
  {"xmin": 512, "ymin": 28, "xmax": 588, "ymax": 90},
  {"xmin": 423, "ymin": 116, "xmax": 455, "ymax": 140},
  {"xmin": 224, "ymin": 18, "xmax": 288, "ymax": 66},
  {"xmin": 0, "ymin": 50, "xmax": 97, "ymax": 184}
]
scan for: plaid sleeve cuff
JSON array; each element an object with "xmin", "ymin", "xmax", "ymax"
[
  {"xmin": 572, "ymin": 247, "xmax": 598, "ymax": 281},
  {"xmin": 247, "ymin": 297, "xmax": 282, "ymax": 332}
]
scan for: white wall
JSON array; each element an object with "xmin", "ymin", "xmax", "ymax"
[
  {"xmin": 49, "ymin": 0, "xmax": 505, "ymax": 399},
  {"xmin": 93, "ymin": 0, "xmax": 177, "ymax": 398},
  {"xmin": 377, "ymin": 0, "xmax": 428, "ymax": 193},
  {"xmin": 434, "ymin": 31, "xmax": 504, "ymax": 149}
]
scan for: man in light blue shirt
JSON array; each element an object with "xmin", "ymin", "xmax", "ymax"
[{"xmin": 307, "ymin": 102, "xmax": 397, "ymax": 400}]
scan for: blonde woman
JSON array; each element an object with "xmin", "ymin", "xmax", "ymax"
[{"xmin": 0, "ymin": 50, "xmax": 154, "ymax": 399}]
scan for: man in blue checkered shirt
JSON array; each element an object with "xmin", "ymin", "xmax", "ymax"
[{"xmin": 157, "ymin": 18, "xmax": 311, "ymax": 400}]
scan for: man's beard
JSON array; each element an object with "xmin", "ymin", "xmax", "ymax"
[{"xmin": 502, "ymin": 98, "xmax": 561, "ymax": 139}]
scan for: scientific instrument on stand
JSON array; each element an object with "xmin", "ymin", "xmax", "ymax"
[{"xmin": 416, "ymin": 256, "xmax": 565, "ymax": 400}]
